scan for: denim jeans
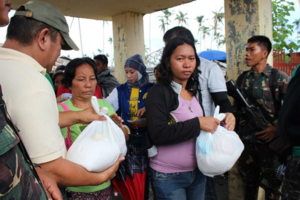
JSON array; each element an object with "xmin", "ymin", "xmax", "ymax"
[{"xmin": 150, "ymin": 168, "xmax": 207, "ymax": 200}]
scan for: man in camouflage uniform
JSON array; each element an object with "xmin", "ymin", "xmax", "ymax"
[{"xmin": 236, "ymin": 35, "xmax": 289, "ymax": 200}]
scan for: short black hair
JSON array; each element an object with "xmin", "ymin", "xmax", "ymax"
[
  {"xmin": 159, "ymin": 37, "xmax": 200, "ymax": 95},
  {"xmin": 63, "ymin": 57, "xmax": 97, "ymax": 88},
  {"xmin": 52, "ymin": 70, "xmax": 64, "ymax": 83},
  {"xmin": 55, "ymin": 65, "xmax": 66, "ymax": 72},
  {"xmin": 163, "ymin": 26, "xmax": 195, "ymax": 44},
  {"xmin": 247, "ymin": 35, "xmax": 272, "ymax": 56},
  {"xmin": 94, "ymin": 54, "xmax": 108, "ymax": 66},
  {"xmin": 6, "ymin": 14, "xmax": 58, "ymax": 46}
]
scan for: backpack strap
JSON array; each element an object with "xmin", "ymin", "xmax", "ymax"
[
  {"xmin": 236, "ymin": 70, "xmax": 250, "ymax": 88},
  {"xmin": 269, "ymin": 68, "xmax": 280, "ymax": 119},
  {"xmin": 58, "ymin": 102, "xmax": 72, "ymax": 150}
]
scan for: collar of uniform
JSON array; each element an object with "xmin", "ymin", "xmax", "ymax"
[
  {"xmin": 249, "ymin": 64, "xmax": 272, "ymax": 77},
  {"xmin": 0, "ymin": 47, "xmax": 46, "ymax": 75},
  {"xmin": 171, "ymin": 81, "xmax": 182, "ymax": 95}
]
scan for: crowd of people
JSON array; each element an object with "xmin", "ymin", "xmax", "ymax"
[{"xmin": 0, "ymin": 1, "xmax": 300, "ymax": 200}]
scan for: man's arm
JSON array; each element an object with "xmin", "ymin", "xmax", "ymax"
[
  {"xmin": 211, "ymin": 92, "xmax": 233, "ymax": 113},
  {"xmin": 58, "ymin": 107, "xmax": 106, "ymax": 128},
  {"xmin": 35, "ymin": 167, "xmax": 62, "ymax": 200},
  {"xmin": 40, "ymin": 156, "xmax": 124, "ymax": 187}
]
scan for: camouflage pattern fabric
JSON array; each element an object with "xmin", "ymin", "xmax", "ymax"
[
  {"xmin": 238, "ymin": 65, "xmax": 289, "ymax": 142},
  {"xmin": 0, "ymin": 86, "xmax": 47, "ymax": 199},
  {"xmin": 236, "ymin": 65, "xmax": 288, "ymax": 200},
  {"xmin": 238, "ymin": 143, "xmax": 282, "ymax": 200},
  {"xmin": 281, "ymin": 155, "xmax": 300, "ymax": 200}
]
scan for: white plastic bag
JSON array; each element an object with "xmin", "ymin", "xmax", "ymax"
[
  {"xmin": 66, "ymin": 96, "xmax": 127, "ymax": 172},
  {"xmin": 196, "ymin": 106, "xmax": 244, "ymax": 177}
]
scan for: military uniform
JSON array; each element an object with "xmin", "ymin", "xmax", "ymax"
[
  {"xmin": 0, "ymin": 86, "xmax": 47, "ymax": 199},
  {"xmin": 278, "ymin": 64, "xmax": 300, "ymax": 200},
  {"xmin": 236, "ymin": 65, "xmax": 289, "ymax": 200}
]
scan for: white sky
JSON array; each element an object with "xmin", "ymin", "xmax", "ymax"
[{"xmin": 0, "ymin": 0, "xmax": 299, "ymax": 63}]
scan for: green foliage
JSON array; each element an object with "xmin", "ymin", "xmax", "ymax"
[
  {"xmin": 175, "ymin": 11, "xmax": 188, "ymax": 26},
  {"xmin": 158, "ymin": 9, "xmax": 173, "ymax": 33},
  {"xmin": 272, "ymin": 0, "xmax": 300, "ymax": 52},
  {"xmin": 293, "ymin": 19, "xmax": 300, "ymax": 36}
]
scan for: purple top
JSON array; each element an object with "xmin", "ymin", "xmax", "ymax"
[{"xmin": 150, "ymin": 95, "xmax": 204, "ymax": 173}]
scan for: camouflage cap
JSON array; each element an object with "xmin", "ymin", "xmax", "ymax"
[{"xmin": 14, "ymin": 1, "xmax": 79, "ymax": 51}]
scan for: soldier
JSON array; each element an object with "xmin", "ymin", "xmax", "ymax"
[
  {"xmin": 236, "ymin": 35, "xmax": 289, "ymax": 200},
  {"xmin": 0, "ymin": 0, "xmax": 61, "ymax": 199}
]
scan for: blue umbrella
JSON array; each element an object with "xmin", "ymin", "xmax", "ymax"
[{"xmin": 198, "ymin": 50, "xmax": 226, "ymax": 61}]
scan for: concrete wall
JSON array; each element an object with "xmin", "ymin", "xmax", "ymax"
[
  {"xmin": 225, "ymin": 0, "xmax": 272, "ymax": 81},
  {"xmin": 112, "ymin": 12, "xmax": 145, "ymax": 83}
]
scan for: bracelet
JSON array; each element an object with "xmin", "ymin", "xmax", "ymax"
[{"xmin": 122, "ymin": 125, "xmax": 131, "ymax": 135}]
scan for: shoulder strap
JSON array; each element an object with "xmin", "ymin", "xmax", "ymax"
[
  {"xmin": 269, "ymin": 68, "xmax": 280, "ymax": 118},
  {"xmin": 236, "ymin": 70, "xmax": 250, "ymax": 87},
  {"xmin": 58, "ymin": 102, "xmax": 72, "ymax": 150},
  {"xmin": 58, "ymin": 102, "xmax": 69, "ymax": 111}
]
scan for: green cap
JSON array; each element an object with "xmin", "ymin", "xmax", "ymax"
[{"xmin": 14, "ymin": 1, "xmax": 79, "ymax": 51}]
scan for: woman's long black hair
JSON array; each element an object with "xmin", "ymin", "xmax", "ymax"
[{"xmin": 158, "ymin": 36, "xmax": 201, "ymax": 96}]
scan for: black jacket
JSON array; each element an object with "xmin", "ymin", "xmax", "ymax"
[{"xmin": 146, "ymin": 82, "xmax": 202, "ymax": 146}]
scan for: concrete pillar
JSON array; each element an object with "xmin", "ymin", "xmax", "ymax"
[
  {"xmin": 225, "ymin": 0, "xmax": 273, "ymax": 81},
  {"xmin": 224, "ymin": 1, "xmax": 272, "ymax": 200},
  {"xmin": 112, "ymin": 12, "xmax": 145, "ymax": 83}
]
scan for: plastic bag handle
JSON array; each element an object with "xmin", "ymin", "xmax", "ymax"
[
  {"xmin": 213, "ymin": 105, "xmax": 226, "ymax": 121},
  {"xmin": 91, "ymin": 96, "xmax": 107, "ymax": 118}
]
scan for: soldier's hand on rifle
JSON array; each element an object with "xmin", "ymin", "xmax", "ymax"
[
  {"xmin": 255, "ymin": 124, "xmax": 277, "ymax": 142},
  {"xmin": 199, "ymin": 117, "xmax": 220, "ymax": 133},
  {"xmin": 223, "ymin": 113, "xmax": 236, "ymax": 131}
]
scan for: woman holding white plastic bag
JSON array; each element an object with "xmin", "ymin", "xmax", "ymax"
[
  {"xmin": 57, "ymin": 57, "xmax": 128, "ymax": 199},
  {"xmin": 145, "ymin": 37, "xmax": 235, "ymax": 200}
]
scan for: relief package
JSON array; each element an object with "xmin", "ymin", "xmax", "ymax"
[
  {"xmin": 196, "ymin": 106, "xmax": 244, "ymax": 177},
  {"xmin": 66, "ymin": 96, "xmax": 127, "ymax": 172}
]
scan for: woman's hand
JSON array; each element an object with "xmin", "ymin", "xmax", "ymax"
[
  {"xmin": 222, "ymin": 113, "xmax": 236, "ymax": 131},
  {"xmin": 137, "ymin": 107, "xmax": 146, "ymax": 117},
  {"xmin": 56, "ymin": 95, "xmax": 67, "ymax": 103},
  {"xmin": 132, "ymin": 118, "xmax": 147, "ymax": 128},
  {"xmin": 121, "ymin": 125, "xmax": 130, "ymax": 141},
  {"xmin": 199, "ymin": 117, "xmax": 220, "ymax": 133},
  {"xmin": 110, "ymin": 113, "xmax": 124, "ymax": 128}
]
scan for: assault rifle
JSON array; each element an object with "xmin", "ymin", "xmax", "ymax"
[{"xmin": 226, "ymin": 80, "xmax": 268, "ymax": 133}]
